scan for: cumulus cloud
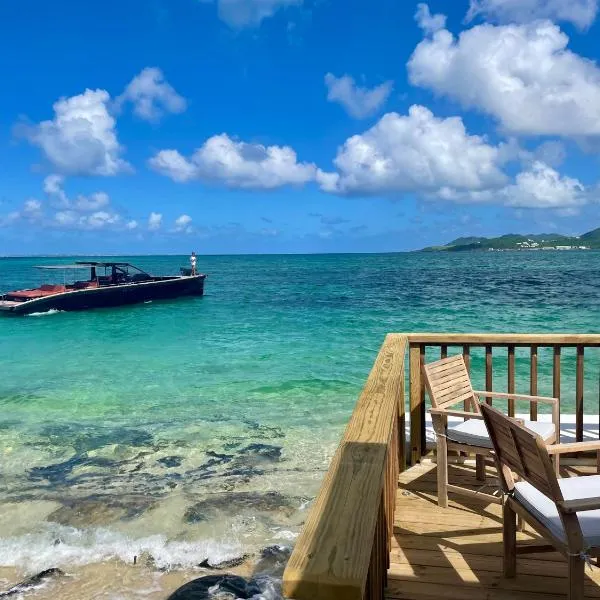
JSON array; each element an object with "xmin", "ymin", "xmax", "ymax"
[
  {"xmin": 117, "ymin": 67, "xmax": 186, "ymax": 122},
  {"xmin": 408, "ymin": 14, "xmax": 600, "ymax": 137},
  {"xmin": 201, "ymin": 0, "xmax": 303, "ymax": 28},
  {"xmin": 321, "ymin": 105, "xmax": 507, "ymax": 195},
  {"xmin": 415, "ymin": 3, "xmax": 446, "ymax": 33},
  {"xmin": 173, "ymin": 214, "xmax": 193, "ymax": 233},
  {"xmin": 148, "ymin": 212, "xmax": 163, "ymax": 231},
  {"xmin": 324, "ymin": 74, "xmax": 393, "ymax": 119},
  {"xmin": 433, "ymin": 162, "xmax": 587, "ymax": 210},
  {"xmin": 149, "ymin": 133, "xmax": 327, "ymax": 189},
  {"xmin": 503, "ymin": 161, "xmax": 586, "ymax": 208},
  {"xmin": 23, "ymin": 89, "xmax": 130, "ymax": 176},
  {"xmin": 466, "ymin": 0, "xmax": 598, "ymax": 30}
]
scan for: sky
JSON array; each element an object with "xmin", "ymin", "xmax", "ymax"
[{"xmin": 1, "ymin": 0, "xmax": 600, "ymax": 255}]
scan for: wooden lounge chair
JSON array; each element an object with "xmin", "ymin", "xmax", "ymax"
[
  {"xmin": 423, "ymin": 354, "xmax": 559, "ymax": 507},
  {"xmin": 480, "ymin": 403, "xmax": 600, "ymax": 600}
]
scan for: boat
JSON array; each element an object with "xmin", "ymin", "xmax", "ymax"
[{"xmin": 0, "ymin": 261, "xmax": 206, "ymax": 315}]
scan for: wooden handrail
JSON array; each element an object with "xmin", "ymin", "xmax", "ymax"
[
  {"xmin": 405, "ymin": 333, "xmax": 600, "ymax": 346},
  {"xmin": 283, "ymin": 334, "xmax": 407, "ymax": 600}
]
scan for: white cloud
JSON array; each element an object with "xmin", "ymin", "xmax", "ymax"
[
  {"xmin": 432, "ymin": 162, "xmax": 587, "ymax": 210},
  {"xmin": 52, "ymin": 209, "xmax": 121, "ymax": 230},
  {"xmin": 408, "ymin": 15, "xmax": 600, "ymax": 137},
  {"xmin": 324, "ymin": 73, "xmax": 393, "ymax": 119},
  {"xmin": 23, "ymin": 199, "xmax": 43, "ymax": 218},
  {"xmin": 173, "ymin": 214, "xmax": 193, "ymax": 233},
  {"xmin": 466, "ymin": 0, "xmax": 598, "ymax": 30},
  {"xmin": 24, "ymin": 89, "xmax": 130, "ymax": 176},
  {"xmin": 201, "ymin": 0, "xmax": 303, "ymax": 28},
  {"xmin": 43, "ymin": 175, "xmax": 111, "ymax": 213},
  {"xmin": 73, "ymin": 192, "xmax": 110, "ymax": 212},
  {"xmin": 504, "ymin": 161, "xmax": 586, "ymax": 208},
  {"xmin": 150, "ymin": 133, "xmax": 325, "ymax": 189},
  {"xmin": 415, "ymin": 3, "xmax": 446, "ymax": 33},
  {"xmin": 117, "ymin": 67, "xmax": 186, "ymax": 122},
  {"xmin": 148, "ymin": 212, "xmax": 163, "ymax": 231},
  {"xmin": 126, "ymin": 220, "xmax": 139, "ymax": 230},
  {"xmin": 322, "ymin": 105, "xmax": 507, "ymax": 195}
]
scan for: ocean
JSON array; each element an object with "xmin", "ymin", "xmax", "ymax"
[{"xmin": 0, "ymin": 251, "xmax": 599, "ymax": 598}]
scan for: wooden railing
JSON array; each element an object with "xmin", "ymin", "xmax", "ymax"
[
  {"xmin": 283, "ymin": 334, "xmax": 407, "ymax": 600},
  {"xmin": 407, "ymin": 334, "xmax": 600, "ymax": 463},
  {"xmin": 282, "ymin": 332, "xmax": 600, "ymax": 600}
]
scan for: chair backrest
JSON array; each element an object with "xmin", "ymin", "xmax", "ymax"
[
  {"xmin": 480, "ymin": 403, "xmax": 561, "ymax": 501},
  {"xmin": 422, "ymin": 355, "xmax": 478, "ymax": 412}
]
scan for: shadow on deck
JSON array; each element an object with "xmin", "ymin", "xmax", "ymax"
[{"xmin": 387, "ymin": 461, "xmax": 600, "ymax": 600}]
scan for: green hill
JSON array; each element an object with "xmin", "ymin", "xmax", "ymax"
[{"xmin": 421, "ymin": 229, "xmax": 599, "ymax": 252}]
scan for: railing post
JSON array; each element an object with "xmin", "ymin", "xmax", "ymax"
[
  {"xmin": 409, "ymin": 343, "xmax": 424, "ymax": 465},
  {"xmin": 507, "ymin": 345, "xmax": 515, "ymax": 417},
  {"xmin": 485, "ymin": 345, "xmax": 493, "ymax": 405},
  {"xmin": 398, "ymin": 364, "xmax": 406, "ymax": 473},
  {"xmin": 576, "ymin": 346, "xmax": 584, "ymax": 442},
  {"xmin": 530, "ymin": 345, "xmax": 538, "ymax": 421},
  {"xmin": 553, "ymin": 346, "xmax": 561, "ymax": 439}
]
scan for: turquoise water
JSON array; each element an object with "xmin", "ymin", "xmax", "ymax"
[{"xmin": 0, "ymin": 252, "xmax": 599, "ymax": 579}]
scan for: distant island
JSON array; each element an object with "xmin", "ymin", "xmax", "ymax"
[{"xmin": 421, "ymin": 227, "xmax": 600, "ymax": 252}]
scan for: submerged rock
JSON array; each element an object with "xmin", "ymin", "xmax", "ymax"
[
  {"xmin": 157, "ymin": 456, "xmax": 183, "ymax": 468},
  {"xmin": 49, "ymin": 494, "xmax": 157, "ymax": 526},
  {"xmin": 0, "ymin": 568, "xmax": 64, "ymax": 597},
  {"xmin": 239, "ymin": 443, "xmax": 282, "ymax": 461},
  {"xmin": 166, "ymin": 575, "xmax": 261, "ymax": 600},
  {"xmin": 254, "ymin": 545, "xmax": 291, "ymax": 575},
  {"xmin": 197, "ymin": 554, "xmax": 250, "ymax": 570},
  {"xmin": 184, "ymin": 491, "xmax": 296, "ymax": 524}
]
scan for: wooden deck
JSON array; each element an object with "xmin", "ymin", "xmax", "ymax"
[{"xmin": 387, "ymin": 461, "xmax": 600, "ymax": 600}]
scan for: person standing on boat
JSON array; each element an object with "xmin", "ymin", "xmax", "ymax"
[{"xmin": 190, "ymin": 251, "xmax": 197, "ymax": 275}]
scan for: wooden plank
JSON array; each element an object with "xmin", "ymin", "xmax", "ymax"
[
  {"xmin": 410, "ymin": 344, "xmax": 424, "ymax": 465},
  {"xmin": 404, "ymin": 334, "xmax": 600, "ymax": 347},
  {"xmin": 576, "ymin": 345, "xmax": 584, "ymax": 443},
  {"xmin": 386, "ymin": 563, "xmax": 600, "ymax": 597},
  {"xmin": 507, "ymin": 345, "xmax": 515, "ymax": 417},
  {"xmin": 530, "ymin": 346, "xmax": 538, "ymax": 421},
  {"xmin": 485, "ymin": 345, "xmax": 493, "ymax": 406},
  {"xmin": 385, "ymin": 579, "xmax": 566, "ymax": 600}
]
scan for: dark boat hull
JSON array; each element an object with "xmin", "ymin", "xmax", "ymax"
[{"xmin": 0, "ymin": 275, "xmax": 206, "ymax": 315}]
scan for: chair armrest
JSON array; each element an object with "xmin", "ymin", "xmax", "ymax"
[
  {"xmin": 557, "ymin": 497, "xmax": 600, "ymax": 513},
  {"xmin": 430, "ymin": 408, "xmax": 483, "ymax": 420},
  {"xmin": 473, "ymin": 391, "xmax": 558, "ymax": 405},
  {"xmin": 547, "ymin": 441, "xmax": 600, "ymax": 455}
]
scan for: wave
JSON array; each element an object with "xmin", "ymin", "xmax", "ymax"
[
  {"xmin": 26, "ymin": 309, "xmax": 64, "ymax": 317},
  {"xmin": 0, "ymin": 524, "xmax": 245, "ymax": 573}
]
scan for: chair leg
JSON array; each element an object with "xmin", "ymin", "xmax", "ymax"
[
  {"xmin": 475, "ymin": 454, "xmax": 486, "ymax": 481},
  {"xmin": 554, "ymin": 453, "xmax": 560, "ymax": 477},
  {"xmin": 437, "ymin": 435, "xmax": 448, "ymax": 508},
  {"xmin": 567, "ymin": 554, "xmax": 585, "ymax": 600},
  {"xmin": 503, "ymin": 502, "xmax": 517, "ymax": 578}
]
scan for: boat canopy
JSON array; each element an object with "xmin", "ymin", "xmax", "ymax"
[{"xmin": 34, "ymin": 265, "xmax": 91, "ymax": 270}]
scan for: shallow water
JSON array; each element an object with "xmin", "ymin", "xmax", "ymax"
[{"xmin": 0, "ymin": 252, "xmax": 599, "ymax": 598}]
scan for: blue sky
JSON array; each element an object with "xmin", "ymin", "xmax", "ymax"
[{"xmin": 1, "ymin": 0, "xmax": 600, "ymax": 254}]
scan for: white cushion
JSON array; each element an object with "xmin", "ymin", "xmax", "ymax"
[
  {"xmin": 514, "ymin": 477, "xmax": 600, "ymax": 547},
  {"xmin": 447, "ymin": 418, "xmax": 555, "ymax": 448}
]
